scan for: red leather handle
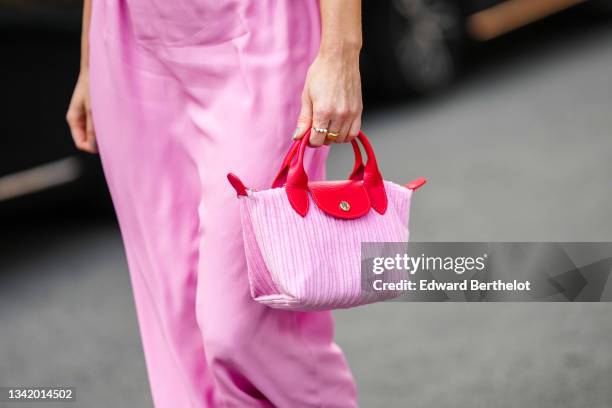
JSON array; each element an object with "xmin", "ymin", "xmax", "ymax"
[
  {"xmin": 271, "ymin": 132, "xmax": 365, "ymax": 188},
  {"xmin": 271, "ymin": 140, "xmax": 300, "ymax": 188},
  {"xmin": 285, "ymin": 130, "xmax": 388, "ymax": 216}
]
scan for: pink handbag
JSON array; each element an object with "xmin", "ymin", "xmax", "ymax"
[{"xmin": 227, "ymin": 130, "xmax": 425, "ymax": 310}]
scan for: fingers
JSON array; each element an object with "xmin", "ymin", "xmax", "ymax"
[
  {"xmin": 84, "ymin": 106, "xmax": 98, "ymax": 153},
  {"xmin": 322, "ymin": 102, "xmax": 362, "ymax": 145},
  {"xmin": 67, "ymin": 105, "xmax": 97, "ymax": 154},
  {"xmin": 66, "ymin": 102, "xmax": 88, "ymax": 151},
  {"xmin": 293, "ymin": 93, "xmax": 313, "ymax": 140},
  {"xmin": 325, "ymin": 118, "xmax": 351, "ymax": 145},
  {"xmin": 294, "ymin": 79, "xmax": 363, "ymax": 147},
  {"xmin": 310, "ymin": 110, "xmax": 330, "ymax": 147},
  {"xmin": 66, "ymin": 78, "xmax": 98, "ymax": 154},
  {"xmin": 346, "ymin": 116, "xmax": 362, "ymax": 143},
  {"xmin": 325, "ymin": 104, "xmax": 351, "ymax": 145}
]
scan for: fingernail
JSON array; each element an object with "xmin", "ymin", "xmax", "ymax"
[{"xmin": 292, "ymin": 128, "xmax": 300, "ymax": 139}]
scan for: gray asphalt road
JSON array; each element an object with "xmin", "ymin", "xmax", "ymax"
[{"xmin": 1, "ymin": 12, "xmax": 611, "ymax": 408}]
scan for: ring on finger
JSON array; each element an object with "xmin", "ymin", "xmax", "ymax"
[
  {"xmin": 326, "ymin": 131, "xmax": 340, "ymax": 140},
  {"xmin": 313, "ymin": 127, "xmax": 328, "ymax": 135}
]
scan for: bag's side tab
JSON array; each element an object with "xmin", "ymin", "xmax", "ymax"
[
  {"xmin": 286, "ymin": 186, "xmax": 309, "ymax": 217},
  {"xmin": 405, "ymin": 177, "xmax": 427, "ymax": 191},
  {"xmin": 227, "ymin": 173, "xmax": 248, "ymax": 196}
]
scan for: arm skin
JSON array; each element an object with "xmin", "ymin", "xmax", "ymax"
[
  {"xmin": 66, "ymin": 0, "xmax": 97, "ymax": 154},
  {"xmin": 294, "ymin": 0, "xmax": 363, "ymax": 146}
]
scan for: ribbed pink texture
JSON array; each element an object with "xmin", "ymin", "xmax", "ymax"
[{"xmin": 239, "ymin": 181, "xmax": 413, "ymax": 310}]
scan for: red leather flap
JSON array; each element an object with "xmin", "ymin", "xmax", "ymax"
[{"xmin": 308, "ymin": 180, "xmax": 371, "ymax": 219}]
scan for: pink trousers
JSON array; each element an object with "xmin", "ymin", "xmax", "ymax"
[{"xmin": 88, "ymin": 1, "xmax": 357, "ymax": 406}]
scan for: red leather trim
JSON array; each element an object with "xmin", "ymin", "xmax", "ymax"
[
  {"xmin": 286, "ymin": 186, "xmax": 309, "ymax": 216},
  {"xmin": 348, "ymin": 141, "xmax": 365, "ymax": 181},
  {"xmin": 284, "ymin": 130, "xmax": 388, "ymax": 217},
  {"xmin": 358, "ymin": 133, "xmax": 387, "ymax": 214},
  {"xmin": 309, "ymin": 180, "xmax": 371, "ymax": 219},
  {"xmin": 271, "ymin": 139, "xmax": 301, "ymax": 188},
  {"xmin": 272, "ymin": 134, "xmax": 365, "ymax": 188},
  {"xmin": 406, "ymin": 177, "xmax": 427, "ymax": 191},
  {"xmin": 365, "ymin": 179, "xmax": 388, "ymax": 214},
  {"xmin": 227, "ymin": 173, "xmax": 248, "ymax": 196}
]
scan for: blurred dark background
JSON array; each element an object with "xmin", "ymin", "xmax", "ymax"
[{"xmin": 1, "ymin": 1, "xmax": 611, "ymax": 407}]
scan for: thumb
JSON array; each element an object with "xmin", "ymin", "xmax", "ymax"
[{"xmin": 293, "ymin": 93, "xmax": 312, "ymax": 140}]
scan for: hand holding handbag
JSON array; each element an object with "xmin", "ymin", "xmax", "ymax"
[{"xmin": 227, "ymin": 130, "xmax": 425, "ymax": 310}]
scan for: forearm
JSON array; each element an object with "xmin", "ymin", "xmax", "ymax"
[
  {"xmin": 80, "ymin": 0, "xmax": 92, "ymax": 71},
  {"xmin": 318, "ymin": 0, "xmax": 362, "ymax": 59}
]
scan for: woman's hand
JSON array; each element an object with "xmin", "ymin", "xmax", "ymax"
[
  {"xmin": 66, "ymin": 70, "xmax": 97, "ymax": 154},
  {"xmin": 67, "ymin": 0, "xmax": 95, "ymax": 153},
  {"xmin": 295, "ymin": 49, "xmax": 363, "ymax": 147},
  {"xmin": 293, "ymin": 0, "xmax": 363, "ymax": 147}
]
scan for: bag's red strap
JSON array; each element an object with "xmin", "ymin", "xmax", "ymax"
[
  {"xmin": 271, "ymin": 140, "xmax": 300, "ymax": 188},
  {"xmin": 285, "ymin": 129, "xmax": 387, "ymax": 217},
  {"xmin": 271, "ymin": 134, "xmax": 365, "ymax": 188}
]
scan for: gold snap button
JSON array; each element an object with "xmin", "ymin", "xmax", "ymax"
[{"xmin": 339, "ymin": 201, "xmax": 350, "ymax": 212}]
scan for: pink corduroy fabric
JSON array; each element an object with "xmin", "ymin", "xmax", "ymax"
[{"xmin": 240, "ymin": 181, "xmax": 413, "ymax": 310}]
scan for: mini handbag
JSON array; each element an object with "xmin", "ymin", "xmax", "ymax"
[{"xmin": 227, "ymin": 130, "xmax": 425, "ymax": 310}]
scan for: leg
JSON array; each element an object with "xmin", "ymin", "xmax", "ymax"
[
  {"xmin": 89, "ymin": 2, "xmax": 214, "ymax": 406},
  {"xmin": 90, "ymin": 0, "xmax": 358, "ymax": 405},
  {"xmin": 174, "ymin": 2, "xmax": 358, "ymax": 406}
]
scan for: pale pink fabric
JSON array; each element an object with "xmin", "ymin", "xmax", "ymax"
[
  {"xmin": 88, "ymin": 0, "xmax": 357, "ymax": 407},
  {"xmin": 241, "ymin": 182, "xmax": 412, "ymax": 309}
]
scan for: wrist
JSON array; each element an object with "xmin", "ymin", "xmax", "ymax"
[
  {"xmin": 78, "ymin": 67, "xmax": 89, "ymax": 81},
  {"xmin": 318, "ymin": 39, "xmax": 362, "ymax": 60},
  {"xmin": 80, "ymin": 46, "xmax": 89, "ymax": 72}
]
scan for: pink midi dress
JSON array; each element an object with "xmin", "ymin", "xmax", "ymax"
[{"xmin": 88, "ymin": 0, "xmax": 358, "ymax": 407}]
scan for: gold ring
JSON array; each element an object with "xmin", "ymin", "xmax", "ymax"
[
  {"xmin": 313, "ymin": 127, "xmax": 328, "ymax": 134},
  {"xmin": 326, "ymin": 131, "xmax": 340, "ymax": 139}
]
